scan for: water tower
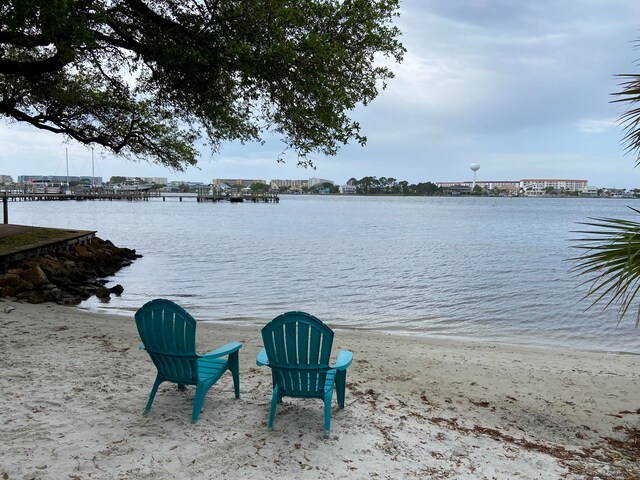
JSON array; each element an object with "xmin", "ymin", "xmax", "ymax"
[{"xmin": 469, "ymin": 163, "xmax": 480, "ymax": 189}]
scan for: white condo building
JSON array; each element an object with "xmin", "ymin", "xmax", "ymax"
[
  {"xmin": 212, "ymin": 178, "xmax": 266, "ymax": 187},
  {"xmin": 520, "ymin": 179, "xmax": 588, "ymax": 196},
  {"xmin": 271, "ymin": 179, "xmax": 308, "ymax": 188},
  {"xmin": 436, "ymin": 180, "xmax": 520, "ymax": 194},
  {"xmin": 436, "ymin": 178, "xmax": 589, "ymax": 196},
  {"xmin": 308, "ymin": 177, "xmax": 334, "ymax": 187}
]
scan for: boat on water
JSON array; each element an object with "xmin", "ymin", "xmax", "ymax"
[
  {"xmin": 45, "ymin": 183, "xmax": 64, "ymax": 194},
  {"xmin": 114, "ymin": 181, "xmax": 152, "ymax": 192},
  {"xmin": 29, "ymin": 180, "xmax": 64, "ymax": 194}
]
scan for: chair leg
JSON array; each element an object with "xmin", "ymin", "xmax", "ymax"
[
  {"xmin": 144, "ymin": 376, "xmax": 163, "ymax": 415},
  {"xmin": 323, "ymin": 389, "xmax": 333, "ymax": 439},
  {"xmin": 268, "ymin": 385, "xmax": 279, "ymax": 430},
  {"xmin": 192, "ymin": 383, "xmax": 207, "ymax": 423},
  {"xmin": 271, "ymin": 372, "xmax": 283, "ymax": 403},
  {"xmin": 229, "ymin": 351, "xmax": 240, "ymax": 399},
  {"xmin": 335, "ymin": 370, "xmax": 346, "ymax": 409}
]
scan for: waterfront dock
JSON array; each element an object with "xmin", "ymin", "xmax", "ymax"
[
  {"xmin": 195, "ymin": 190, "xmax": 279, "ymax": 203},
  {"xmin": 2, "ymin": 190, "xmax": 160, "ymax": 202},
  {"xmin": 1, "ymin": 190, "xmax": 279, "ymax": 203}
]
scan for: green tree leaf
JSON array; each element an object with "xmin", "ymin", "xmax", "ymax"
[{"xmin": 0, "ymin": 0, "xmax": 405, "ymax": 170}]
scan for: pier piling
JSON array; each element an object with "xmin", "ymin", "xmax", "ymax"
[{"xmin": 3, "ymin": 193, "xmax": 7, "ymax": 224}]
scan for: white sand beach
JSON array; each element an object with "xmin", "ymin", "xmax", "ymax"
[{"xmin": 1, "ymin": 301, "xmax": 639, "ymax": 479}]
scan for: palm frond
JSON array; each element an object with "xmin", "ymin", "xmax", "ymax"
[
  {"xmin": 613, "ymin": 71, "xmax": 640, "ymax": 166},
  {"xmin": 570, "ymin": 208, "xmax": 640, "ymax": 326}
]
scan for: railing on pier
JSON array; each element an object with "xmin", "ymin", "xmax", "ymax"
[
  {"xmin": 0, "ymin": 188, "xmax": 279, "ymax": 206},
  {"xmin": 1, "ymin": 189, "xmax": 160, "ymax": 202}
]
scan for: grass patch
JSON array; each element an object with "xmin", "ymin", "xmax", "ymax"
[{"xmin": 0, "ymin": 227, "xmax": 71, "ymax": 253}]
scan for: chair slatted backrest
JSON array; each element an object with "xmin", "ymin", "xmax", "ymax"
[
  {"xmin": 261, "ymin": 312, "xmax": 334, "ymax": 399},
  {"xmin": 135, "ymin": 299, "xmax": 199, "ymax": 384}
]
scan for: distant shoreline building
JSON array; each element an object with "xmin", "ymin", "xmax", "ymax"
[
  {"xmin": 138, "ymin": 177, "xmax": 167, "ymax": 185},
  {"xmin": 340, "ymin": 184, "xmax": 357, "ymax": 194},
  {"xmin": 212, "ymin": 178, "xmax": 266, "ymax": 187},
  {"xmin": 18, "ymin": 174, "xmax": 104, "ymax": 185},
  {"xmin": 308, "ymin": 177, "xmax": 334, "ymax": 187},
  {"xmin": 271, "ymin": 179, "xmax": 308, "ymax": 189},
  {"xmin": 436, "ymin": 180, "xmax": 520, "ymax": 195},
  {"xmin": 519, "ymin": 179, "xmax": 588, "ymax": 196},
  {"xmin": 436, "ymin": 179, "xmax": 589, "ymax": 196}
]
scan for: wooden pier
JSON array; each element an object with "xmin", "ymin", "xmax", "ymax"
[
  {"xmin": 195, "ymin": 190, "xmax": 279, "ymax": 203},
  {"xmin": 2, "ymin": 190, "xmax": 160, "ymax": 202},
  {"xmin": 1, "ymin": 189, "xmax": 278, "ymax": 225},
  {"xmin": 0, "ymin": 189, "xmax": 279, "ymax": 205}
]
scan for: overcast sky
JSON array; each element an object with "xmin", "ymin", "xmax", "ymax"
[{"xmin": 3, "ymin": 0, "xmax": 640, "ymax": 188}]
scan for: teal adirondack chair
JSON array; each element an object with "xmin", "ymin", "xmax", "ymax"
[
  {"xmin": 135, "ymin": 299, "xmax": 242, "ymax": 423},
  {"xmin": 256, "ymin": 311, "xmax": 353, "ymax": 438}
]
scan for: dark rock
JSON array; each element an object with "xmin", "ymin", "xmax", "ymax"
[
  {"xmin": 15, "ymin": 280, "xmax": 34, "ymax": 293},
  {"xmin": 95, "ymin": 286, "xmax": 111, "ymax": 299},
  {"xmin": 2, "ymin": 286, "xmax": 16, "ymax": 297},
  {"xmin": 40, "ymin": 258, "xmax": 65, "ymax": 277},
  {"xmin": 64, "ymin": 285, "xmax": 84, "ymax": 295},
  {"xmin": 1, "ymin": 235, "xmax": 140, "ymax": 305},
  {"xmin": 23, "ymin": 265, "xmax": 48, "ymax": 286},
  {"xmin": 77, "ymin": 262, "xmax": 97, "ymax": 276},
  {"xmin": 49, "ymin": 275, "xmax": 73, "ymax": 287},
  {"xmin": 74, "ymin": 245, "xmax": 90, "ymax": 256},
  {"xmin": 82, "ymin": 285, "xmax": 98, "ymax": 294},
  {"xmin": 0, "ymin": 273, "xmax": 21, "ymax": 288},
  {"xmin": 25, "ymin": 293, "xmax": 47, "ymax": 304},
  {"xmin": 16, "ymin": 291, "xmax": 47, "ymax": 303},
  {"xmin": 96, "ymin": 265, "xmax": 117, "ymax": 277},
  {"xmin": 79, "ymin": 290, "xmax": 92, "ymax": 301},
  {"xmin": 45, "ymin": 289, "xmax": 63, "ymax": 302},
  {"xmin": 60, "ymin": 296, "xmax": 81, "ymax": 305}
]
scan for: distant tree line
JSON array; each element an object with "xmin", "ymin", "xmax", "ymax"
[{"xmin": 346, "ymin": 176, "xmax": 442, "ymax": 195}]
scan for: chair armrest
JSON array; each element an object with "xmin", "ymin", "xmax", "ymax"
[
  {"xmin": 331, "ymin": 350, "xmax": 353, "ymax": 371},
  {"xmin": 203, "ymin": 341, "xmax": 242, "ymax": 358},
  {"xmin": 256, "ymin": 348, "xmax": 269, "ymax": 367},
  {"xmin": 139, "ymin": 342, "xmax": 146, "ymax": 350}
]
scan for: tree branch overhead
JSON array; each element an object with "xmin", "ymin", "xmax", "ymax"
[{"xmin": 0, "ymin": 0, "xmax": 404, "ymax": 170}]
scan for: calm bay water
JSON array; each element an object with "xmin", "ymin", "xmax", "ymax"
[{"xmin": 9, "ymin": 195, "xmax": 640, "ymax": 353}]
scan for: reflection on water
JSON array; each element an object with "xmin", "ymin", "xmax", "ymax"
[{"xmin": 10, "ymin": 195, "xmax": 640, "ymax": 352}]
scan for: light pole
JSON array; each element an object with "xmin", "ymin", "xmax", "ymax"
[{"xmin": 91, "ymin": 147, "xmax": 95, "ymax": 190}]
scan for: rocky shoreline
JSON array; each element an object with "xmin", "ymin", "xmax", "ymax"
[{"xmin": 0, "ymin": 237, "xmax": 141, "ymax": 305}]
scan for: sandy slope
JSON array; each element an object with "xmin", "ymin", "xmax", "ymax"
[{"xmin": 1, "ymin": 302, "xmax": 639, "ymax": 479}]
